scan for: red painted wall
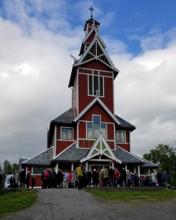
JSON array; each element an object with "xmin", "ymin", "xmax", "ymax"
[
  {"xmin": 79, "ymin": 139, "xmax": 94, "ymax": 148},
  {"xmin": 107, "ymin": 124, "xmax": 114, "ymax": 140},
  {"xmin": 56, "ymin": 140, "xmax": 74, "ymax": 154},
  {"xmin": 80, "ymin": 102, "xmax": 113, "ymax": 122},
  {"xmin": 78, "ymin": 62, "xmax": 114, "ymax": 113},
  {"xmin": 116, "ymin": 144, "xmax": 130, "ymax": 152},
  {"xmin": 78, "ymin": 121, "xmax": 86, "ymax": 138}
]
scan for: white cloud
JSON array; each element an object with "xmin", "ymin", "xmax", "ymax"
[
  {"xmin": 0, "ymin": 17, "xmax": 82, "ymax": 162},
  {"xmin": 140, "ymin": 27, "xmax": 176, "ymax": 51},
  {"xmin": 112, "ymin": 41, "xmax": 176, "ymax": 155}
]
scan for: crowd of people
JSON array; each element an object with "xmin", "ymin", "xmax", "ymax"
[
  {"xmin": 0, "ymin": 165, "xmax": 169, "ymax": 189},
  {"xmin": 40, "ymin": 165, "xmax": 168, "ymax": 189}
]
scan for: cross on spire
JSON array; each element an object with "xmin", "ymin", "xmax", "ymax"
[{"xmin": 89, "ymin": 6, "xmax": 94, "ymax": 18}]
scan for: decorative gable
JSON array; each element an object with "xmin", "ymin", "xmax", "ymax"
[
  {"xmin": 77, "ymin": 36, "xmax": 117, "ymax": 71},
  {"xmin": 81, "ymin": 135, "xmax": 122, "ymax": 163}
]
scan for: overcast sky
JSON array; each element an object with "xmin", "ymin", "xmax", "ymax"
[{"xmin": 0, "ymin": 0, "xmax": 176, "ymax": 163}]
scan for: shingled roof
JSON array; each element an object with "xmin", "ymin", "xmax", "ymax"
[
  {"xmin": 52, "ymin": 143, "xmax": 143, "ymax": 165},
  {"xmin": 53, "ymin": 144, "xmax": 89, "ymax": 162},
  {"xmin": 51, "ymin": 108, "xmax": 75, "ymax": 125},
  {"xmin": 50, "ymin": 108, "xmax": 135, "ymax": 129},
  {"xmin": 22, "ymin": 147, "xmax": 53, "ymax": 166},
  {"xmin": 113, "ymin": 147, "xmax": 143, "ymax": 164},
  {"xmin": 115, "ymin": 115, "xmax": 136, "ymax": 131}
]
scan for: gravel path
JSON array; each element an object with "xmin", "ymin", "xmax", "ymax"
[{"xmin": 2, "ymin": 189, "xmax": 176, "ymax": 220}]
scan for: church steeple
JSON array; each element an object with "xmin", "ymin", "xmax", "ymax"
[{"xmin": 84, "ymin": 8, "xmax": 100, "ymax": 36}]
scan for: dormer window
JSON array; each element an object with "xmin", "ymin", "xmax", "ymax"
[{"xmin": 88, "ymin": 72, "xmax": 104, "ymax": 96}]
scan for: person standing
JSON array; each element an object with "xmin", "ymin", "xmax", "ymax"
[
  {"xmin": 31, "ymin": 176, "xmax": 36, "ymax": 189},
  {"xmin": 25, "ymin": 171, "xmax": 31, "ymax": 188},
  {"xmin": 76, "ymin": 164, "xmax": 83, "ymax": 189},
  {"xmin": 121, "ymin": 167, "xmax": 126, "ymax": 187}
]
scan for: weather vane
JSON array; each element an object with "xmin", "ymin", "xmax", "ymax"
[{"xmin": 89, "ymin": 6, "xmax": 94, "ymax": 18}]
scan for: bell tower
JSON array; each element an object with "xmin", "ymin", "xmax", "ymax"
[{"xmin": 69, "ymin": 8, "xmax": 119, "ymax": 116}]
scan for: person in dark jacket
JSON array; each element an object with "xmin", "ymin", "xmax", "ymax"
[{"xmin": 25, "ymin": 171, "xmax": 31, "ymax": 188}]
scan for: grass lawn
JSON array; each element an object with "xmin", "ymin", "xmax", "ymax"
[
  {"xmin": 86, "ymin": 188, "xmax": 176, "ymax": 202},
  {"xmin": 0, "ymin": 189, "xmax": 37, "ymax": 217}
]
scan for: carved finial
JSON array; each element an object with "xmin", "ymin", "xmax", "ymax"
[{"xmin": 89, "ymin": 6, "xmax": 94, "ymax": 18}]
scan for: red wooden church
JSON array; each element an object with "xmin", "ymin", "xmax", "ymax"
[{"xmin": 22, "ymin": 14, "xmax": 157, "ymax": 186}]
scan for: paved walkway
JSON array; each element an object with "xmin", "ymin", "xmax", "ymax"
[{"xmin": 2, "ymin": 189, "xmax": 176, "ymax": 220}]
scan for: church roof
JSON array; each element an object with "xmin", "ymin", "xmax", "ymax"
[
  {"xmin": 51, "ymin": 108, "xmax": 75, "ymax": 125},
  {"xmin": 115, "ymin": 115, "xmax": 136, "ymax": 131},
  {"xmin": 50, "ymin": 108, "xmax": 135, "ymax": 130},
  {"xmin": 53, "ymin": 144, "xmax": 89, "ymax": 162},
  {"xmin": 22, "ymin": 147, "xmax": 53, "ymax": 166},
  {"xmin": 113, "ymin": 147, "xmax": 143, "ymax": 164},
  {"xmin": 52, "ymin": 143, "xmax": 143, "ymax": 165}
]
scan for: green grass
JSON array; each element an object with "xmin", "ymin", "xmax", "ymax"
[
  {"xmin": 86, "ymin": 188, "xmax": 176, "ymax": 202},
  {"xmin": 0, "ymin": 189, "xmax": 37, "ymax": 217}
]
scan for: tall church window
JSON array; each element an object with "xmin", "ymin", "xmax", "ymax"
[
  {"xmin": 88, "ymin": 73, "xmax": 104, "ymax": 96},
  {"xmin": 115, "ymin": 130, "xmax": 126, "ymax": 144},
  {"xmin": 61, "ymin": 127, "xmax": 73, "ymax": 140},
  {"xmin": 87, "ymin": 115, "xmax": 106, "ymax": 139}
]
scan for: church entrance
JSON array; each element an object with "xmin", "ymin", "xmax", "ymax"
[{"xmin": 87, "ymin": 159, "xmax": 114, "ymax": 172}]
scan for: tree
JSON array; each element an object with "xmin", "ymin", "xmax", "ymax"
[
  {"xmin": 143, "ymin": 144, "xmax": 176, "ymax": 185},
  {"xmin": 11, "ymin": 163, "xmax": 19, "ymax": 173},
  {"xmin": 3, "ymin": 159, "xmax": 12, "ymax": 174}
]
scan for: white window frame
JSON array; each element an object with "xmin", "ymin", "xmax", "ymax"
[
  {"xmin": 86, "ymin": 115, "xmax": 107, "ymax": 140},
  {"xmin": 115, "ymin": 130, "xmax": 126, "ymax": 144},
  {"xmin": 60, "ymin": 127, "xmax": 74, "ymax": 140},
  {"xmin": 88, "ymin": 71, "xmax": 104, "ymax": 97}
]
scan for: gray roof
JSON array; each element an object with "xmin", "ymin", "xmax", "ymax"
[
  {"xmin": 53, "ymin": 144, "xmax": 89, "ymax": 162},
  {"xmin": 140, "ymin": 158, "xmax": 159, "ymax": 168},
  {"xmin": 113, "ymin": 147, "xmax": 143, "ymax": 164},
  {"xmin": 52, "ymin": 108, "xmax": 75, "ymax": 125},
  {"xmin": 53, "ymin": 144, "xmax": 143, "ymax": 165},
  {"xmin": 51, "ymin": 108, "xmax": 135, "ymax": 130},
  {"xmin": 115, "ymin": 115, "xmax": 136, "ymax": 131},
  {"xmin": 22, "ymin": 147, "xmax": 53, "ymax": 166}
]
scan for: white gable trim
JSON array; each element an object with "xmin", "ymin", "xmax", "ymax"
[
  {"xmin": 82, "ymin": 27, "xmax": 106, "ymax": 48},
  {"xmin": 73, "ymin": 96, "xmax": 121, "ymax": 125},
  {"xmin": 75, "ymin": 36, "xmax": 118, "ymax": 73},
  {"xmin": 81, "ymin": 135, "xmax": 122, "ymax": 163},
  {"xmin": 53, "ymin": 142, "xmax": 76, "ymax": 159}
]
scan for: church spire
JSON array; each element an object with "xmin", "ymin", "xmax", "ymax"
[
  {"xmin": 89, "ymin": 6, "xmax": 94, "ymax": 18},
  {"xmin": 84, "ymin": 7, "xmax": 100, "ymax": 34}
]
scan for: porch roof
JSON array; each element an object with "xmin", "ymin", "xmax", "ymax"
[
  {"xmin": 52, "ymin": 142, "xmax": 143, "ymax": 165},
  {"xmin": 53, "ymin": 144, "xmax": 89, "ymax": 162},
  {"xmin": 22, "ymin": 147, "xmax": 53, "ymax": 166},
  {"xmin": 113, "ymin": 147, "xmax": 143, "ymax": 164}
]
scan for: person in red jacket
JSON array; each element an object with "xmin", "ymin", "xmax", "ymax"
[{"xmin": 113, "ymin": 168, "xmax": 120, "ymax": 187}]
